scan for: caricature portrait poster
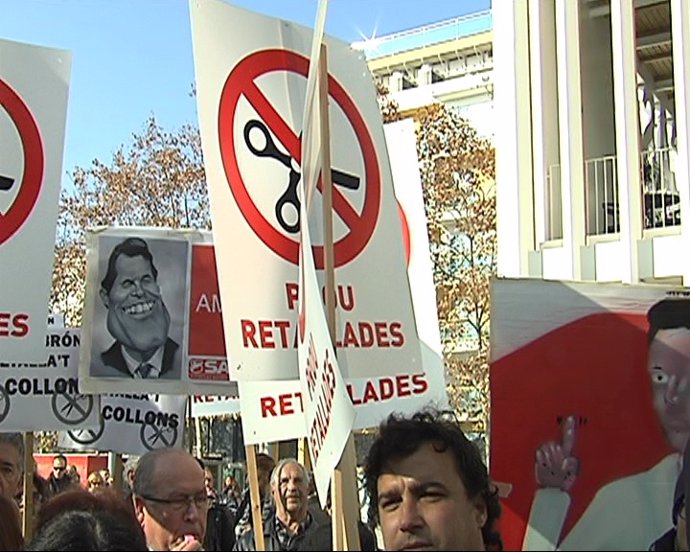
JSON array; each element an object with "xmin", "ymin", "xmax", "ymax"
[
  {"xmin": 490, "ymin": 278, "xmax": 690, "ymax": 551},
  {"xmin": 78, "ymin": 227, "xmax": 237, "ymax": 396}
]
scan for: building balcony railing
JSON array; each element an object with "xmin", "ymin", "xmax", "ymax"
[
  {"xmin": 641, "ymin": 147, "xmax": 680, "ymax": 229},
  {"xmin": 544, "ymin": 147, "xmax": 680, "ymax": 241}
]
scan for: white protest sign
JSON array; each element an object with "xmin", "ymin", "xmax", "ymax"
[
  {"xmin": 190, "ymin": 0, "xmax": 421, "ymax": 381},
  {"xmin": 296, "ymin": 198, "xmax": 355, "ymax": 505},
  {"xmin": 191, "ymin": 394, "xmax": 240, "ymax": 417},
  {"xmin": 239, "ymin": 369, "xmax": 446, "ymax": 443},
  {"xmin": 79, "ymin": 227, "xmax": 238, "ymax": 396},
  {"xmin": 239, "ymin": 120, "xmax": 448, "ymax": 444},
  {"xmin": 0, "ymin": 38, "xmax": 71, "ymax": 362},
  {"xmin": 0, "ymin": 329, "xmax": 100, "ymax": 431},
  {"xmin": 59, "ymin": 393, "xmax": 187, "ymax": 455}
]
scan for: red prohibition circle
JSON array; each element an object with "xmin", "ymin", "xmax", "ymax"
[
  {"xmin": 218, "ymin": 49, "xmax": 381, "ymax": 269},
  {"xmin": 0, "ymin": 78, "xmax": 44, "ymax": 246}
]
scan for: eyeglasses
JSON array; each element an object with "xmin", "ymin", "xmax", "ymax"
[
  {"xmin": 139, "ymin": 493, "xmax": 209, "ymax": 513},
  {"xmin": 53, "ymin": 466, "xmax": 65, "ymax": 472}
]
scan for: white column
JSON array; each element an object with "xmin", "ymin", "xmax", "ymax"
[
  {"xmin": 671, "ymin": 0, "xmax": 690, "ymax": 285},
  {"xmin": 494, "ymin": 0, "xmax": 535, "ymax": 277},
  {"xmin": 529, "ymin": 0, "xmax": 559, "ymax": 245},
  {"xmin": 555, "ymin": 0, "xmax": 586, "ymax": 280},
  {"xmin": 610, "ymin": 0, "xmax": 642, "ymax": 283}
]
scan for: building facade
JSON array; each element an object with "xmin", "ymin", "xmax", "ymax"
[
  {"xmin": 353, "ymin": 10, "xmax": 494, "ymax": 138},
  {"xmin": 495, "ymin": 0, "xmax": 689, "ymax": 285}
]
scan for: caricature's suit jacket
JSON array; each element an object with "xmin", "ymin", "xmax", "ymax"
[{"xmin": 100, "ymin": 338, "xmax": 180, "ymax": 379}]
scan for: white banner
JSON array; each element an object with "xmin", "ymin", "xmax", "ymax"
[
  {"xmin": 239, "ymin": 121, "xmax": 448, "ymax": 445},
  {"xmin": 0, "ymin": 329, "xmax": 99, "ymax": 431},
  {"xmin": 239, "ymin": 368, "xmax": 446, "ymax": 444},
  {"xmin": 296, "ymin": 186, "xmax": 355, "ymax": 506},
  {"xmin": 190, "ymin": 394, "xmax": 241, "ymax": 417},
  {"xmin": 190, "ymin": 0, "xmax": 421, "ymax": 381},
  {"xmin": 59, "ymin": 393, "xmax": 186, "ymax": 455},
  {"xmin": 0, "ymin": 38, "xmax": 71, "ymax": 362}
]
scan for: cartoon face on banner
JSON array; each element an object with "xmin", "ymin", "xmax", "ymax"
[
  {"xmin": 88, "ymin": 234, "xmax": 188, "ymax": 383},
  {"xmin": 79, "ymin": 228, "xmax": 238, "ymax": 397},
  {"xmin": 490, "ymin": 279, "xmax": 690, "ymax": 551}
]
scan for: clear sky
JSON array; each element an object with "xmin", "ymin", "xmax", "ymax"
[{"xmin": 0, "ymin": 0, "xmax": 490, "ymax": 184}]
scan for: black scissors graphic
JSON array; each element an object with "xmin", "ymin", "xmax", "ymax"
[
  {"xmin": 0, "ymin": 175, "xmax": 14, "ymax": 191},
  {"xmin": 244, "ymin": 119, "xmax": 360, "ymax": 234}
]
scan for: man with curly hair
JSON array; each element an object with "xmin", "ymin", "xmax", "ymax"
[{"xmin": 363, "ymin": 409, "xmax": 502, "ymax": 551}]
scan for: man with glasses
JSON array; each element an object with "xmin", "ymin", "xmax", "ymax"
[
  {"xmin": 48, "ymin": 453, "xmax": 72, "ymax": 496},
  {"xmin": 0, "ymin": 432, "xmax": 23, "ymax": 502},
  {"xmin": 132, "ymin": 447, "xmax": 207, "ymax": 551}
]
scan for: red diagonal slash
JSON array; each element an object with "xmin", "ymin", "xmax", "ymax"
[{"xmin": 244, "ymin": 81, "xmax": 361, "ymax": 229}]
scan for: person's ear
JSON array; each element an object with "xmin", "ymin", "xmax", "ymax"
[
  {"xmin": 132, "ymin": 495, "xmax": 146, "ymax": 525},
  {"xmin": 100, "ymin": 288, "xmax": 110, "ymax": 309},
  {"xmin": 474, "ymin": 498, "xmax": 488, "ymax": 528}
]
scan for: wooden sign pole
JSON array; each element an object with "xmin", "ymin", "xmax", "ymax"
[
  {"xmin": 22, "ymin": 431, "xmax": 34, "ymax": 542},
  {"xmin": 319, "ymin": 42, "xmax": 361, "ymax": 552},
  {"xmin": 109, "ymin": 452, "xmax": 123, "ymax": 490},
  {"xmin": 245, "ymin": 444, "xmax": 266, "ymax": 551}
]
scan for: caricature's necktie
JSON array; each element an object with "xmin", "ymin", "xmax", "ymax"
[{"xmin": 137, "ymin": 362, "xmax": 153, "ymax": 378}]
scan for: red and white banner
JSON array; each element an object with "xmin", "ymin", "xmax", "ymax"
[
  {"xmin": 0, "ymin": 38, "xmax": 71, "ymax": 362},
  {"xmin": 190, "ymin": 0, "xmax": 421, "ymax": 381},
  {"xmin": 239, "ymin": 121, "xmax": 448, "ymax": 444},
  {"xmin": 491, "ymin": 278, "xmax": 689, "ymax": 551}
]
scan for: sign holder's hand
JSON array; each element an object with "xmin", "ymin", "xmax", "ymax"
[{"xmin": 535, "ymin": 415, "xmax": 579, "ymax": 492}]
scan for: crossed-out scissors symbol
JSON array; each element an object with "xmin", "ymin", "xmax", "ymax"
[
  {"xmin": 243, "ymin": 119, "xmax": 361, "ymax": 234},
  {"xmin": 0, "ymin": 174, "xmax": 14, "ymax": 191}
]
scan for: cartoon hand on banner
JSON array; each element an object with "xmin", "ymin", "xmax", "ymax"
[{"xmin": 535, "ymin": 415, "xmax": 579, "ymax": 492}]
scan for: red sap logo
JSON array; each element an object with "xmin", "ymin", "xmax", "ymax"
[
  {"xmin": 188, "ymin": 358, "xmax": 229, "ymax": 381},
  {"xmin": 0, "ymin": 313, "xmax": 29, "ymax": 337}
]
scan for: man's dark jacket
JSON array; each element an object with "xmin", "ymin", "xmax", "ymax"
[{"xmin": 233, "ymin": 512, "xmax": 326, "ymax": 551}]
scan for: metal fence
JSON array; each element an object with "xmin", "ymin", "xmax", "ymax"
[{"xmin": 544, "ymin": 148, "xmax": 679, "ymax": 240}]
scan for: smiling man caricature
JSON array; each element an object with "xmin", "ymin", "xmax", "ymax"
[{"xmin": 98, "ymin": 237, "xmax": 181, "ymax": 380}]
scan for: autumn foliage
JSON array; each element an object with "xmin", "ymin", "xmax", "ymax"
[{"xmin": 51, "ymin": 116, "xmax": 209, "ymax": 327}]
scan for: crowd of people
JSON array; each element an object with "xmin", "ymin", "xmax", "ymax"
[{"xmin": 0, "ymin": 408, "xmax": 509, "ymax": 551}]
